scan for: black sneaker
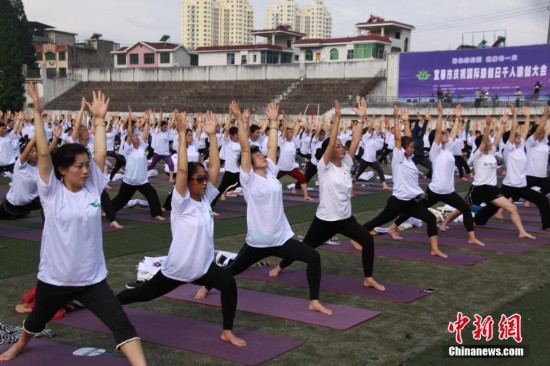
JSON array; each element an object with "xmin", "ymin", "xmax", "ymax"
[{"xmin": 125, "ymin": 281, "xmax": 145, "ymax": 289}]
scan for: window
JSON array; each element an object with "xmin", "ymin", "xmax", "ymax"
[
  {"xmin": 305, "ymin": 50, "xmax": 313, "ymax": 61},
  {"xmin": 391, "ymin": 47, "xmax": 401, "ymax": 53},
  {"xmin": 281, "ymin": 53, "xmax": 292, "ymax": 63},
  {"xmin": 404, "ymin": 37, "xmax": 409, "ymax": 52},
  {"xmin": 117, "ymin": 54, "xmax": 126, "ymax": 65},
  {"xmin": 144, "ymin": 53, "xmax": 155, "ymax": 64},
  {"xmin": 261, "ymin": 51, "xmax": 279, "ymax": 64},
  {"xmin": 46, "ymin": 68, "xmax": 57, "ymax": 79},
  {"xmin": 395, "ymin": 31, "xmax": 401, "ymax": 39},
  {"xmin": 287, "ymin": 40, "xmax": 292, "ymax": 48},
  {"xmin": 227, "ymin": 53, "xmax": 235, "ymax": 65},
  {"xmin": 347, "ymin": 49, "xmax": 354, "ymax": 60},
  {"xmin": 354, "ymin": 44, "xmax": 371, "ymax": 59},
  {"xmin": 129, "ymin": 54, "xmax": 139, "ymax": 64},
  {"xmin": 45, "ymin": 52, "xmax": 55, "ymax": 61},
  {"xmin": 160, "ymin": 53, "xmax": 170, "ymax": 64},
  {"xmin": 58, "ymin": 52, "xmax": 66, "ymax": 61},
  {"xmin": 329, "ymin": 48, "xmax": 339, "ymax": 60},
  {"xmin": 58, "ymin": 68, "xmax": 67, "ymax": 78},
  {"xmin": 241, "ymin": 55, "xmax": 247, "ymax": 64},
  {"xmin": 35, "ymin": 52, "xmax": 43, "ymax": 61},
  {"xmin": 253, "ymin": 54, "xmax": 257, "ymax": 63}
]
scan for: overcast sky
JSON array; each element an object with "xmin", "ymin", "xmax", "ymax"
[{"xmin": 23, "ymin": 0, "xmax": 549, "ymax": 51}]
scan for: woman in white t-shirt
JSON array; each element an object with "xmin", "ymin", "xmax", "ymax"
[
  {"xmin": 271, "ymin": 100, "xmax": 385, "ymax": 291},
  {"xmin": 117, "ymin": 110, "xmax": 246, "ymax": 347},
  {"xmin": 489, "ymin": 108, "xmax": 550, "ymax": 230},
  {"xmin": 110, "ymin": 110, "xmax": 165, "ymax": 221},
  {"xmin": 388, "ymin": 103, "xmax": 484, "ymax": 246},
  {"xmin": 360, "ymin": 106, "xmax": 448, "ymax": 259},
  {"xmin": 354, "ymin": 120, "xmax": 391, "ymax": 190},
  {"xmin": 195, "ymin": 102, "xmax": 332, "ymax": 315},
  {"xmin": 446, "ymin": 116, "xmax": 536, "ymax": 239},
  {"xmin": 0, "ymin": 138, "xmax": 41, "ymax": 220},
  {"xmin": 0, "ymin": 85, "xmax": 147, "ymax": 365},
  {"xmin": 525, "ymin": 108, "xmax": 550, "ymax": 195}
]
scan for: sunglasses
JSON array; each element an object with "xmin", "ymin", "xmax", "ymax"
[{"xmin": 189, "ymin": 175, "xmax": 208, "ymax": 183}]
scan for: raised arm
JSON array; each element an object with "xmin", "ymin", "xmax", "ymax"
[
  {"xmin": 321, "ymin": 100, "xmax": 341, "ymax": 166},
  {"xmin": 204, "ymin": 111, "xmax": 220, "ymax": 184},
  {"xmin": 232, "ymin": 101, "xmax": 251, "ymax": 174},
  {"xmin": 449, "ymin": 103, "xmax": 461, "ymax": 140},
  {"xmin": 141, "ymin": 110, "xmax": 151, "ymax": 143},
  {"xmin": 509, "ymin": 106, "xmax": 519, "ymax": 143},
  {"xmin": 434, "ymin": 100, "xmax": 444, "ymax": 145},
  {"xmin": 520, "ymin": 106, "xmax": 531, "ymax": 141},
  {"xmin": 223, "ymin": 108, "xmax": 232, "ymax": 138},
  {"xmin": 174, "ymin": 111, "xmax": 188, "ymax": 197},
  {"xmin": 351, "ymin": 100, "xmax": 368, "ymax": 157},
  {"xmin": 49, "ymin": 124, "xmax": 62, "ymax": 152},
  {"xmin": 494, "ymin": 116, "xmax": 507, "ymax": 148},
  {"xmin": 71, "ymin": 98, "xmax": 86, "ymax": 142},
  {"xmin": 26, "ymin": 83, "xmax": 52, "ymax": 184},
  {"xmin": 85, "ymin": 91, "xmax": 109, "ymax": 171},
  {"xmin": 19, "ymin": 137, "xmax": 36, "ymax": 164},
  {"xmin": 265, "ymin": 102, "xmax": 280, "ymax": 163},
  {"xmin": 393, "ymin": 105, "xmax": 403, "ymax": 149}
]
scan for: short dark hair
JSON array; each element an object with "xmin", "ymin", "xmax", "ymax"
[
  {"xmin": 401, "ymin": 136, "xmax": 414, "ymax": 149},
  {"xmin": 229, "ymin": 127, "xmax": 238, "ymax": 136},
  {"xmin": 250, "ymin": 125, "xmax": 260, "ymax": 134},
  {"xmin": 237, "ymin": 146, "xmax": 261, "ymax": 166},
  {"xmin": 188, "ymin": 162, "xmax": 206, "ymax": 180},
  {"xmin": 52, "ymin": 143, "xmax": 91, "ymax": 180}
]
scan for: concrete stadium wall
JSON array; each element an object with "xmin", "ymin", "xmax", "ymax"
[{"xmin": 386, "ymin": 53, "xmax": 400, "ymax": 98}]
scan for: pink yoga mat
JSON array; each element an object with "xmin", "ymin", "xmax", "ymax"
[
  {"xmin": 239, "ymin": 266, "xmax": 433, "ymax": 303},
  {"xmin": 320, "ymin": 240, "xmax": 487, "ymax": 266},
  {"xmin": 165, "ymin": 285, "xmax": 381, "ymax": 330},
  {"xmin": 0, "ymin": 338, "xmax": 127, "ymax": 366},
  {"xmin": 55, "ymin": 307, "xmax": 303, "ymax": 365}
]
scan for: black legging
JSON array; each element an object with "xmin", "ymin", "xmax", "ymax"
[
  {"xmin": 117, "ymin": 263, "xmax": 237, "ymax": 330},
  {"xmin": 454, "ymin": 155, "xmax": 471, "ymax": 178},
  {"xmin": 211, "ymin": 171, "xmax": 240, "ymax": 208},
  {"xmin": 0, "ymin": 196, "xmax": 42, "ymax": 220},
  {"xmin": 394, "ymin": 187, "xmax": 474, "ymax": 232},
  {"xmin": 107, "ymin": 151, "xmax": 126, "ymax": 181},
  {"xmin": 101, "ymin": 190, "xmax": 117, "ymax": 222},
  {"xmin": 209, "ymin": 238, "xmax": 322, "ymax": 299},
  {"xmin": 111, "ymin": 181, "xmax": 163, "ymax": 217},
  {"xmin": 412, "ymin": 156, "xmax": 433, "ymax": 178},
  {"xmin": 526, "ymin": 176, "xmax": 550, "ymax": 196},
  {"xmin": 355, "ymin": 159, "xmax": 385, "ymax": 182},
  {"xmin": 364, "ymin": 195, "xmax": 438, "ymax": 237},
  {"xmin": 279, "ymin": 216, "xmax": 375, "ymax": 277},
  {"xmin": 501, "ymin": 184, "xmax": 550, "ymax": 229},
  {"xmin": 295, "ymin": 161, "xmax": 318, "ymax": 187}
]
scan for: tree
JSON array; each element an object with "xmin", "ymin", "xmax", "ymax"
[{"xmin": 0, "ymin": 0, "xmax": 34, "ymax": 111}]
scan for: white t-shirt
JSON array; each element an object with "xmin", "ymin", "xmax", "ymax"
[
  {"xmin": 526, "ymin": 135, "xmax": 549, "ymax": 178},
  {"xmin": 21, "ymin": 123, "xmax": 35, "ymax": 139},
  {"xmin": 338, "ymin": 131, "xmax": 352, "ymax": 148},
  {"xmin": 37, "ymin": 162, "xmax": 108, "ymax": 286},
  {"xmin": 503, "ymin": 140, "xmax": 527, "ymax": 188},
  {"xmin": 470, "ymin": 147, "xmax": 498, "ymax": 186},
  {"xmin": 221, "ymin": 136, "xmax": 241, "ymax": 173},
  {"xmin": 172, "ymin": 138, "xmax": 200, "ymax": 163},
  {"xmin": 452, "ymin": 132, "xmax": 465, "ymax": 155},
  {"xmin": 123, "ymin": 141, "xmax": 149, "ymax": 186},
  {"xmin": 277, "ymin": 137, "xmax": 300, "ymax": 171},
  {"xmin": 6, "ymin": 159, "xmax": 38, "ymax": 205},
  {"xmin": 151, "ymin": 129, "xmax": 171, "ymax": 156},
  {"xmin": 162, "ymin": 183, "xmax": 218, "ymax": 282},
  {"xmin": 240, "ymin": 159, "xmax": 294, "ymax": 247},
  {"xmin": 429, "ymin": 140, "xmax": 456, "ymax": 194},
  {"xmin": 299, "ymin": 132, "xmax": 312, "ymax": 155},
  {"xmin": 0, "ymin": 133, "xmax": 16, "ymax": 166},
  {"xmin": 310, "ymin": 137, "xmax": 324, "ymax": 166},
  {"xmin": 249, "ymin": 134, "xmax": 265, "ymax": 150},
  {"xmin": 316, "ymin": 154, "xmax": 354, "ymax": 221},
  {"xmin": 392, "ymin": 147, "xmax": 424, "ymax": 200},
  {"xmin": 385, "ymin": 131, "xmax": 396, "ymax": 150},
  {"xmin": 360, "ymin": 132, "xmax": 378, "ymax": 162},
  {"xmin": 106, "ymin": 131, "xmax": 116, "ymax": 152}
]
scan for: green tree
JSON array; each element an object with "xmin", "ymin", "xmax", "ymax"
[{"xmin": 0, "ymin": 0, "xmax": 33, "ymax": 111}]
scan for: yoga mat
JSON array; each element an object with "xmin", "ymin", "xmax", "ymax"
[
  {"xmin": 441, "ymin": 225, "xmax": 550, "ymax": 245},
  {"xmin": 0, "ymin": 224, "xmax": 41, "ymax": 242},
  {"xmin": 320, "ymin": 240, "xmax": 487, "ymax": 266},
  {"xmin": 116, "ymin": 211, "xmax": 170, "ymax": 224},
  {"xmin": 391, "ymin": 232, "xmax": 533, "ymax": 254},
  {"xmin": 55, "ymin": 307, "xmax": 303, "ymax": 365},
  {"xmin": 0, "ymin": 338, "xmax": 128, "ymax": 366},
  {"xmin": 459, "ymin": 221, "xmax": 549, "ymax": 235},
  {"xmin": 282, "ymin": 195, "xmax": 320, "ymax": 203},
  {"xmin": 239, "ymin": 266, "xmax": 433, "ymax": 303},
  {"xmin": 165, "ymin": 285, "xmax": 381, "ymax": 330},
  {"xmin": 20, "ymin": 216, "xmax": 136, "ymax": 233}
]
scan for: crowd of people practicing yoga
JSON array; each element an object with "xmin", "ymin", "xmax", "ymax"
[{"xmin": 1, "ymin": 83, "xmax": 549, "ymax": 364}]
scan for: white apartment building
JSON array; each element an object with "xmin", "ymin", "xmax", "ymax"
[
  {"xmin": 265, "ymin": 0, "xmax": 332, "ymax": 39},
  {"xmin": 181, "ymin": 0, "xmax": 254, "ymax": 49}
]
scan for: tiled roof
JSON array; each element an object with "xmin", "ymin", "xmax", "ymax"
[{"xmin": 294, "ymin": 35, "xmax": 392, "ymax": 46}]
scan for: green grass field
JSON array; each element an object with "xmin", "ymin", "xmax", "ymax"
[{"xmin": 1, "ymin": 174, "xmax": 548, "ymax": 365}]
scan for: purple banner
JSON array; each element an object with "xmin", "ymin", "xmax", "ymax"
[{"xmin": 398, "ymin": 44, "xmax": 550, "ymax": 99}]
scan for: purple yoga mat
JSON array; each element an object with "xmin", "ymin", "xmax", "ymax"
[
  {"xmin": 391, "ymin": 232, "xmax": 532, "ymax": 254},
  {"xmin": 0, "ymin": 224, "xmax": 41, "ymax": 242},
  {"xmin": 165, "ymin": 285, "xmax": 381, "ymax": 330},
  {"xmin": 55, "ymin": 307, "xmax": 303, "ymax": 365},
  {"xmin": 0, "ymin": 338, "xmax": 128, "ymax": 366},
  {"xmin": 239, "ymin": 266, "xmax": 432, "ymax": 303},
  {"xmin": 20, "ymin": 216, "xmax": 136, "ymax": 233},
  {"xmin": 282, "ymin": 195, "xmax": 320, "ymax": 203},
  {"xmin": 441, "ymin": 225, "xmax": 550, "ymax": 245},
  {"xmin": 457, "ymin": 220, "xmax": 549, "ymax": 235},
  {"xmin": 321, "ymin": 240, "xmax": 487, "ymax": 266},
  {"xmin": 116, "ymin": 211, "xmax": 170, "ymax": 224}
]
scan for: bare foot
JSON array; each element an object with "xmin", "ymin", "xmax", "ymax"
[
  {"xmin": 221, "ymin": 330, "xmax": 247, "ymax": 347},
  {"xmin": 0, "ymin": 342, "xmax": 25, "ymax": 361},
  {"xmin": 350, "ymin": 240, "xmax": 363, "ymax": 251},
  {"xmin": 468, "ymin": 238, "xmax": 485, "ymax": 246},
  {"xmin": 291, "ymin": 188, "xmax": 297, "ymax": 194},
  {"xmin": 495, "ymin": 213, "xmax": 504, "ymax": 220},
  {"xmin": 105, "ymin": 184, "xmax": 112, "ymax": 190},
  {"xmin": 15, "ymin": 304, "xmax": 32, "ymax": 314},
  {"xmin": 523, "ymin": 201, "xmax": 531, "ymax": 208},
  {"xmin": 364, "ymin": 277, "xmax": 386, "ymax": 291},
  {"xmin": 110, "ymin": 220, "xmax": 123, "ymax": 229},
  {"xmin": 194, "ymin": 287, "xmax": 209, "ymax": 300},
  {"xmin": 304, "ymin": 196, "xmax": 313, "ymax": 201},
  {"xmin": 212, "ymin": 211, "xmax": 220, "ymax": 217},
  {"xmin": 153, "ymin": 216, "xmax": 166, "ymax": 221},
  {"xmin": 168, "ymin": 179, "xmax": 175, "ymax": 184},
  {"xmin": 388, "ymin": 226, "xmax": 402, "ymax": 240},
  {"xmin": 430, "ymin": 249, "xmax": 449, "ymax": 258},
  {"xmin": 519, "ymin": 232, "xmax": 536, "ymax": 240},
  {"xmin": 220, "ymin": 193, "xmax": 227, "ymax": 201},
  {"xmin": 269, "ymin": 265, "xmax": 283, "ymax": 277},
  {"xmin": 439, "ymin": 224, "xmax": 449, "ymax": 231},
  {"xmin": 382, "ymin": 184, "xmax": 392, "ymax": 191},
  {"xmin": 161, "ymin": 207, "xmax": 167, "ymax": 212},
  {"xmin": 368, "ymin": 229, "xmax": 379, "ymax": 236},
  {"xmin": 309, "ymin": 300, "xmax": 333, "ymax": 315}
]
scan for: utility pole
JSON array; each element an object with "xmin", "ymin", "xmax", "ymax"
[{"xmin": 547, "ymin": 1, "xmax": 550, "ymax": 43}]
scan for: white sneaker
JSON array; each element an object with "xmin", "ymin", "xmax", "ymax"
[
  {"xmin": 326, "ymin": 236, "xmax": 340, "ymax": 245},
  {"xmin": 287, "ymin": 183, "xmax": 296, "ymax": 190},
  {"xmin": 226, "ymin": 190, "xmax": 238, "ymax": 197}
]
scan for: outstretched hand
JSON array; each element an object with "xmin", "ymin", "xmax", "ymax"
[
  {"xmin": 174, "ymin": 110, "xmax": 187, "ymax": 133},
  {"xmin": 265, "ymin": 102, "xmax": 279, "ymax": 122},
  {"xmin": 353, "ymin": 100, "xmax": 367, "ymax": 119},
  {"xmin": 203, "ymin": 111, "xmax": 217, "ymax": 135},
  {"xmin": 26, "ymin": 83, "xmax": 44, "ymax": 114},
  {"xmin": 85, "ymin": 91, "xmax": 110, "ymax": 119},
  {"xmin": 229, "ymin": 101, "xmax": 242, "ymax": 120}
]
